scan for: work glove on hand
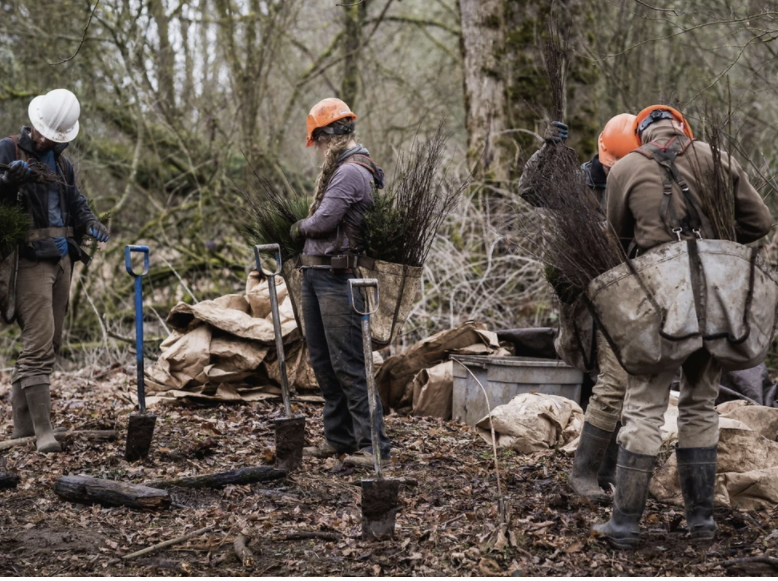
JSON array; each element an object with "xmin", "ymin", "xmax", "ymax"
[
  {"xmin": 290, "ymin": 220, "xmax": 305, "ymax": 243},
  {"xmin": 545, "ymin": 121, "xmax": 569, "ymax": 143},
  {"xmin": 87, "ymin": 221, "xmax": 110, "ymax": 243},
  {"xmin": 0, "ymin": 160, "xmax": 31, "ymax": 186}
]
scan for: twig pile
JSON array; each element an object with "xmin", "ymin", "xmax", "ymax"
[{"xmin": 364, "ymin": 123, "xmax": 465, "ymax": 267}]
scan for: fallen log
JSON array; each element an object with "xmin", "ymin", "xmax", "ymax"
[
  {"xmin": 0, "ymin": 430, "xmax": 117, "ymax": 451},
  {"xmin": 145, "ymin": 466, "xmax": 286, "ymax": 490},
  {"xmin": 234, "ymin": 534, "xmax": 255, "ymax": 567},
  {"xmin": 53, "ymin": 475, "xmax": 170, "ymax": 510},
  {"xmin": 0, "ymin": 472, "xmax": 20, "ymax": 489}
]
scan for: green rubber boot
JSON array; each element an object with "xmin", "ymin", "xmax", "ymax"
[
  {"xmin": 25, "ymin": 384, "xmax": 61, "ymax": 454},
  {"xmin": 11, "ymin": 382, "xmax": 34, "ymax": 438},
  {"xmin": 677, "ymin": 446, "xmax": 718, "ymax": 541},
  {"xmin": 570, "ymin": 422, "xmax": 612, "ymax": 504},
  {"xmin": 593, "ymin": 446, "xmax": 656, "ymax": 549}
]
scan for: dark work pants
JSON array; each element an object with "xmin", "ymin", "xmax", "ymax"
[{"xmin": 302, "ymin": 268, "xmax": 391, "ymax": 457}]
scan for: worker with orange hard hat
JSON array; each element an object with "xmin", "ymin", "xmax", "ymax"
[{"xmin": 291, "ymin": 98, "xmax": 391, "ymax": 469}]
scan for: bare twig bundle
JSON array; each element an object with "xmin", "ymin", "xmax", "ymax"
[
  {"xmin": 692, "ymin": 104, "xmax": 737, "ymax": 241},
  {"xmin": 518, "ymin": 145, "xmax": 627, "ymax": 297},
  {"xmin": 0, "ymin": 161, "xmax": 66, "ymax": 187},
  {"xmin": 542, "ymin": 15, "xmax": 570, "ymax": 122},
  {"xmin": 365, "ymin": 122, "xmax": 467, "ymax": 267}
]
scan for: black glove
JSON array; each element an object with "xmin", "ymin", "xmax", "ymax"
[
  {"xmin": 87, "ymin": 221, "xmax": 110, "ymax": 243},
  {"xmin": 546, "ymin": 121, "xmax": 569, "ymax": 143},
  {"xmin": 290, "ymin": 220, "xmax": 305, "ymax": 243},
  {"xmin": 1, "ymin": 160, "xmax": 31, "ymax": 186}
]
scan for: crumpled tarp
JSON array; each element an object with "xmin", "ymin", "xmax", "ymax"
[
  {"xmin": 475, "ymin": 393, "xmax": 583, "ymax": 453},
  {"xmin": 650, "ymin": 400, "xmax": 778, "ymax": 509},
  {"xmin": 146, "ymin": 271, "xmax": 320, "ymax": 404},
  {"xmin": 375, "ymin": 321, "xmax": 505, "ymax": 410}
]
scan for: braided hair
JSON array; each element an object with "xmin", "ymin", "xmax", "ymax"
[{"xmin": 308, "ymin": 118, "xmax": 356, "ymax": 216}]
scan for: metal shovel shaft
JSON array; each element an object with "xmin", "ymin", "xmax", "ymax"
[
  {"xmin": 360, "ymin": 313, "xmax": 383, "ymax": 480},
  {"xmin": 133, "ymin": 275, "xmax": 146, "ymax": 414}
]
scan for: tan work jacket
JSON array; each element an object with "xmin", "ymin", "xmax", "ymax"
[{"xmin": 605, "ymin": 122, "xmax": 772, "ymax": 252}]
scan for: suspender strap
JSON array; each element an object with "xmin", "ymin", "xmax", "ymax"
[{"xmin": 634, "ymin": 136, "xmax": 710, "ymax": 241}]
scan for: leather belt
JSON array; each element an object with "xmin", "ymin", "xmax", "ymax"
[{"xmin": 300, "ymin": 255, "xmax": 360, "ymax": 269}]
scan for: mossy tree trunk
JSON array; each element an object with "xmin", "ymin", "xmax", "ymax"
[
  {"xmin": 341, "ymin": 0, "xmax": 368, "ymax": 107},
  {"xmin": 458, "ymin": 0, "xmax": 508, "ymax": 183}
]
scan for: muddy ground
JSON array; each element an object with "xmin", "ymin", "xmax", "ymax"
[{"xmin": 1, "ymin": 366, "xmax": 777, "ymax": 577}]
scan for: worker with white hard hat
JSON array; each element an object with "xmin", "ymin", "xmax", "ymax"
[{"xmin": 0, "ymin": 88, "xmax": 109, "ymax": 454}]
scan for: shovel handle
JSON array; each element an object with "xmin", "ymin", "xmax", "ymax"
[
  {"xmin": 254, "ymin": 244, "xmax": 282, "ymax": 277},
  {"xmin": 348, "ymin": 278, "xmax": 379, "ymax": 316},
  {"xmin": 125, "ymin": 245, "xmax": 149, "ymax": 414},
  {"xmin": 125, "ymin": 245, "xmax": 150, "ymax": 277}
]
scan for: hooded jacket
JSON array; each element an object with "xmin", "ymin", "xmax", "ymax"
[
  {"xmin": 605, "ymin": 121, "xmax": 772, "ymax": 252},
  {"xmin": 0, "ymin": 127, "xmax": 97, "ymax": 263},
  {"xmin": 300, "ymin": 145, "xmax": 385, "ymax": 256}
]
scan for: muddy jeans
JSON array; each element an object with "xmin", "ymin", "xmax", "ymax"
[
  {"xmin": 618, "ymin": 349, "xmax": 721, "ymax": 456},
  {"xmin": 585, "ymin": 331, "xmax": 628, "ymax": 432},
  {"xmin": 302, "ymin": 268, "xmax": 391, "ymax": 456},
  {"xmin": 12, "ymin": 257, "xmax": 72, "ymax": 388}
]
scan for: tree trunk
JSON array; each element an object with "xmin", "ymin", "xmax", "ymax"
[
  {"xmin": 53, "ymin": 476, "xmax": 171, "ymax": 510},
  {"xmin": 458, "ymin": 0, "xmax": 507, "ymax": 183},
  {"xmin": 341, "ymin": 1, "xmax": 368, "ymax": 106},
  {"xmin": 149, "ymin": 0, "xmax": 176, "ymax": 114}
]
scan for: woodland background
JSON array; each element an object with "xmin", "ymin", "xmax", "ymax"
[{"xmin": 0, "ymin": 0, "xmax": 777, "ymax": 367}]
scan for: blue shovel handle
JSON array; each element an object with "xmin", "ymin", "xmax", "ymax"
[{"xmin": 125, "ymin": 246, "xmax": 150, "ymax": 414}]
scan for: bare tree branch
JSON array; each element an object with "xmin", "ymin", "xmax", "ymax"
[{"xmin": 49, "ymin": 0, "xmax": 101, "ymax": 65}]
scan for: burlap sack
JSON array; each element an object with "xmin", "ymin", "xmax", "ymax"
[
  {"xmin": 411, "ymin": 361, "xmax": 453, "ymax": 420},
  {"xmin": 588, "ymin": 240, "xmax": 778, "ymax": 375},
  {"xmin": 282, "ymin": 256, "xmax": 422, "ymax": 349}
]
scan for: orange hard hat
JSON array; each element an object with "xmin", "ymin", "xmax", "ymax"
[
  {"xmin": 634, "ymin": 105, "xmax": 693, "ymax": 139},
  {"xmin": 598, "ymin": 113, "xmax": 640, "ymax": 168},
  {"xmin": 306, "ymin": 98, "xmax": 357, "ymax": 147}
]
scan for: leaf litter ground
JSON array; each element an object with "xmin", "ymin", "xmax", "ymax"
[{"xmin": 1, "ymin": 367, "xmax": 777, "ymax": 576}]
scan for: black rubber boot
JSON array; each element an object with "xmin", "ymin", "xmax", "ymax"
[
  {"xmin": 598, "ymin": 422, "xmax": 621, "ymax": 491},
  {"xmin": 570, "ymin": 422, "xmax": 612, "ymax": 504},
  {"xmin": 25, "ymin": 384, "xmax": 61, "ymax": 454},
  {"xmin": 11, "ymin": 382, "xmax": 34, "ymax": 438},
  {"xmin": 676, "ymin": 446, "xmax": 718, "ymax": 541},
  {"xmin": 593, "ymin": 446, "xmax": 656, "ymax": 549}
]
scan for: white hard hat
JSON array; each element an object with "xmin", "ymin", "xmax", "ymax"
[{"xmin": 28, "ymin": 89, "xmax": 81, "ymax": 143}]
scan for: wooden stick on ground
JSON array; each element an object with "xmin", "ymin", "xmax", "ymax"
[
  {"xmin": 108, "ymin": 524, "xmax": 217, "ymax": 565},
  {"xmin": 0, "ymin": 430, "xmax": 117, "ymax": 451},
  {"xmin": 145, "ymin": 466, "xmax": 286, "ymax": 490},
  {"xmin": 53, "ymin": 475, "xmax": 170, "ymax": 510},
  {"xmin": 275, "ymin": 531, "xmax": 341, "ymax": 541},
  {"xmin": 233, "ymin": 534, "xmax": 255, "ymax": 567}
]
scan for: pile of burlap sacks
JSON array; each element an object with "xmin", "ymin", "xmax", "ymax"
[
  {"xmin": 478, "ymin": 388, "xmax": 778, "ymax": 510},
  {"xmin": 146, "ymin": 272, "xmax": 318, "ymax": 404}
]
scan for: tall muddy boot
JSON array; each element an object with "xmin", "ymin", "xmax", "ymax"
[
  {"xmin": 11, "ymin": 382, "xmax": 34, "ymax": 438},
  {"xmin": 677, "ymin": 446, "xmax": 718, "ymax": 541},
  {"xmin": 593, "ymin": 446, "xmax": 656, "ymax": 549},
  {"xmin": 24, "ymin": 384, "xmax": 61, "ymax": 454},
  {"xmin": 570, "ymin": 422, "xmax": 612, "ymax": 504},
  {"xmin": 598, "ymin": 422, "xmax": 621, "ymax": 491}
]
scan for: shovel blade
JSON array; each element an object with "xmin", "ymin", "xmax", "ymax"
[
  {"xmin": 274, "ymin": 416, "xmax": 305, "ymax": 472},
  {"xmin": 125, "ymin": 413, "xmax": 157, "ymax": 461},
  {"xmin": 361, "ymin": 478, "xmax": 401, "ymax": 540}
]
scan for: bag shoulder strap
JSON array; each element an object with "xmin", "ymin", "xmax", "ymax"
[
  {"xmin": 340, "ymin": 154, "xmax": 380, "ymax": 181},
  {"xmin": 636, "ymin": 136, "xmax": 709, "ymax": 240}
]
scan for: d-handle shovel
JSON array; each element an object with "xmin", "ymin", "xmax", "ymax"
[
  {"xmin": 254, "ymin": 244, "xmax": 305, "ymax": 472},
  {"xmin": 348, "ymin": 278, "xmax": 401, "ymax": 540},
  {"xmin": 124, "ymin": 245, "xmax": 157, "ymax": 462}
]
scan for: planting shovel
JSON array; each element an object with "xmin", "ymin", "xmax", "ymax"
[
  {"xmin": 348, "ymin": 278, "xmax": 401, "ymax": 540},
  {"xmin": 254, "ymin": 244, "xmax": 305, "ymax": 472},
  {"xmin": 124, "ymin": 245, "xmax": 157, "ymax": 462}
]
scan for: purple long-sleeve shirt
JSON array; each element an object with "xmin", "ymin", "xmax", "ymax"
[{"xmin": 300, "ymin": 150, "xmax": 384, "ymax": 256}]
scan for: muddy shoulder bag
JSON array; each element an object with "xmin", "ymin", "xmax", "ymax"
[{"xmin": 586, "ymin": 137, "xmax": 778, "ymax": 375}]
